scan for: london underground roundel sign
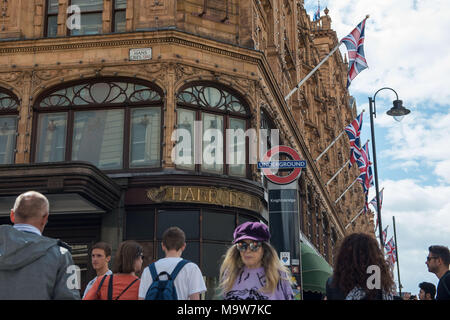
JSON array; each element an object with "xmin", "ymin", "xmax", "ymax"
[{"xmin": 258, "ymin": 145, "xmax": 306, "ymax": 185}]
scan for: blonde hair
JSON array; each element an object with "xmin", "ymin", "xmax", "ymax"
[{"xmin": 218, "ymin": 242, "xmax": 292, "ymax": 296}]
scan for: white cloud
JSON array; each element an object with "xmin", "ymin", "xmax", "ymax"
[
  {"xmin": 382, "ymin": 112, "xmax": 450, "ymax": 181},
  {"xmin": 306, "ymin": 0, "xmax": 450, "ymax": 107},
  {"xmin": 304, "ymin": 0, "xmax": 450, "ymax": 295},
  {"xmin": 434, "ymin": 160, "xmax": 450, "ymax": 184},
  {"xmin": 380, "ymin": 179, "xmax": 450, "ymax": 293}
]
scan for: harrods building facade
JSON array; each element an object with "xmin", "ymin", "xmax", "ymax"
[{"xmin": 0, "ymin": 0, "xmax": 374, "ymax": 296}]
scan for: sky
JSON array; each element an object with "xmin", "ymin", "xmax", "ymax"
[{"xmin": 304, "ymin": 0, "xmax": 450, "ymax": 295}]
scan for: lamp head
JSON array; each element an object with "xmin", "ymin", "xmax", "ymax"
[{"xmin": 386, "ymin": 100, "xmax": 410, "ymax": 122}]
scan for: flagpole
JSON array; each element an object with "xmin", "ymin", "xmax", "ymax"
[
  {"xmin": 334, "ymin": 177, "xmax": 358, "ymax": 204},
  {"xmin": 316, "ymin": 109, "xmax": 365, "ymax": 164},
  {"xmin": 325, "ymin": 160, "xmax": 350, "ymax": 186},
  {"xmin": 369, "ymin": 95, "xmax": 384, "ymax": 251},
  {"xmin": 371, "ymin": 187, "xmax": 384, "ymax": 231},
  {"xmin": 344, "ymin": 207, "xmax": 364, "ymax": 229},
  {"xmin": 393, "ymin": 216, "xmax": 402, "ymax": 295},
  {"xmin": 285, "ymin": 43, "xmax": 341, "ymax": 101},
  {"xmin": 315, "ymin": 131, "xmax": 345, "ymax": 162},
  {"xmin": 285, "ymin": 15, "xmax": 370, "ymax": 101}
]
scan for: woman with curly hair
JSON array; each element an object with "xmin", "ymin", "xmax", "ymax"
[
  {"xmin": 326, "ymin": 233, "xmax": 395, "ymax": 300},
  {"xmin": 218, "ymin": 222, "xmax": 293, "ymax": 300}
]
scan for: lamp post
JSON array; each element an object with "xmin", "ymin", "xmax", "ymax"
[{"xmin": 368, "ymin": 87, "xmax": 410, "ymax": 249}]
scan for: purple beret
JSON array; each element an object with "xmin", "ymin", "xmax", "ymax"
[{"xmin": 233, "ymin": 222, "xmax": 270, "ymax": 244}]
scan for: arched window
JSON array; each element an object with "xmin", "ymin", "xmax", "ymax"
[
  {"xmin": 0, "ymin": 88, "xmax": 19, "ymax": 164},
  {"xmin": 175, "ymin": 83, "xmax": 249, "ymax": 177},
  {"xmin": 33, "ymin": 78, "xmax": 163, "ymax": 170}
]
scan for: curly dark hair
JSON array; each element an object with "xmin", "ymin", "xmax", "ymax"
[{"xmin": 332, "ymin": 233, "xmax": 395, "ymax": 299}]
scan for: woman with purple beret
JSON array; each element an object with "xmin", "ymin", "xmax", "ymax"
[{"xmin": 218, "ymin": 221, "xmax": 294, "ymax": 300}]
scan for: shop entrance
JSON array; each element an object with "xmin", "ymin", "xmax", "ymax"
[{"xmin": 42, "ymin": 213, "xmax": 102, "ymax": 295}]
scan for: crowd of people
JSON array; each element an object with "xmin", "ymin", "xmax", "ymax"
[{"xmin": 0, "ymin": 191, "xmax": 448, "ymax": 300}]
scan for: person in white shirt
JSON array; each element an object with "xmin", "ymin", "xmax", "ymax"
[
  {"xmin": 82, "ymin": 242, "xmax": 112, "ymax": 298},
  {"xmin": 138, "ymin": 227, "xmax": 206, "ymax": 300}
]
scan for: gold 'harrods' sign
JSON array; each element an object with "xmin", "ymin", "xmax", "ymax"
[{"xmin": 146, "ymin": 186, "xmax": 264, "ymax": 213}]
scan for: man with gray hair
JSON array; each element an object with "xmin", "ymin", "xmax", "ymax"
[{"xmin": 0, "ymin": 191, "xmax": 80, "ymax": 299}]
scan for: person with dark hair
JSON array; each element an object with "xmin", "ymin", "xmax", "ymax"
[
  {"xmin": 0, "ymin": 191, "xmax": 80, "ymax": 300},
  {"xmin": 418, "ymin": 282, "xmax": 436, "ymax": 300},
  {"xmin": 138, "ymin": 226, "xmax": 206, "ymax": 300},
  {"xmin": 327, "ymin": 233, "xmax": 395, "ymax": 300},
  {"xmin": 82, "ymin": 242, "xmax": 113, "ymax": 298},
  {"xmin": 83, "ymin": 240, "xmax": 142, "ymax": 300},
  {"xmin": 218, "ymin": 222, "xmax": 294, "ymax": 300},
  {"xmin": 426, "ymin": 245, "xmax": 450, "ymax": 300}
]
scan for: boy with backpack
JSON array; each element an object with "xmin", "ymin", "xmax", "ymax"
[{"xmin": 138, "ymin": 226, "xmax": 206, "ymax": 300}]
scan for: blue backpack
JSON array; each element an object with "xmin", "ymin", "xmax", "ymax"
[{"xmin": 145, "ymin": 259, "xmax": 190, "ymax": 300}]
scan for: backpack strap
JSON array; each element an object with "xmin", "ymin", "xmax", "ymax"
[
  {"xmin": 95, "ymin": 274, "xmax": 108, "ymax": 299},
  {"xmin": 170, "ymin": 259, "xmax": 190, "ymax": 280},
  {"xmin": 107, "ymin": 275, "xmax": 113, "ymax": 300},
  {"xmin": 149, "ymin": 263, "xmax": 159, "ymax": 282},
  {"xmin": 115, "ymin": 278, "xmax": 139, "ymax": 300}
]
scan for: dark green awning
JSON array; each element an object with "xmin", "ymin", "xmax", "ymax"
[{"xmin": 301, "ymin": 242, "xmax": 333, "ymax": 294}]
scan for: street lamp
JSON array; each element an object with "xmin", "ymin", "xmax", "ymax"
[{"xmin": 368, "ymin": 87, "xmax": 410, "ymax": 250}]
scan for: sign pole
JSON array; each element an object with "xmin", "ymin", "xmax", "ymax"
[
  {"xmin": 393, "ymin": 216, "xmax": 402, "ymax": 295},
  {"xmin": 259, "ymin": 146, "xmax": 306, "ymax": 300}
]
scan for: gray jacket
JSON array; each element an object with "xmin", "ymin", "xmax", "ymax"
[{"xmin": 0, "ymin": 225, "xmax": 80, "ymax": 300}]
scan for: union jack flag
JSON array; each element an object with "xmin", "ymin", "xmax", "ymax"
[
  {"xmin": 341, "ymin": 17, "xmax": 369, "ymax": 88},
  {"xmin": 345, "ymin": 112, "xmax": 363, "ymax": 167},
  {"xmin": 356, "ymin": 141, "xmax": 374, "ymax": 192},
  {"xmin": 363, "ymin": 192, "xmax": 369, "ymax": 214},
  {"xmin": 313, "ymin": 7, "xmax": 320, "ymax": 21},
  {"xmin": 386, "ymin": 254, "xmax": 396, "ymax": 268},
  {"xmin": 382, "ymin": 225, "xmax": 389, "ymax": 245},
  {"xmin": 370, "ymin": 188, "xmax": 384, "ymax": 214},
  {"xmin": 385, "ymin": 237, "xmax": 397, "ymax": 265}
]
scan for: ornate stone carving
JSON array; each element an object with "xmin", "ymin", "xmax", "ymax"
[{"xmin": 0, "ymin": 71, "xmax": 22, "ymax": 83}]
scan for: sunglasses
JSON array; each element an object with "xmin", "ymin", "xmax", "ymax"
[
  {"xmin": 236, "ymin": 241, "xmax": 262, "ymax": 252},
  {"xmin": 426, "ymin": 256, "xmax": 438, "ymax": 262}
]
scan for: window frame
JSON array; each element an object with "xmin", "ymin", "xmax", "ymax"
[
  {"xmin": 0, "ymin": 88, "xmax": 20, "ymax": 165},
  {"xmin": 112, "ymin": 0, "xmax": 127, "ymax": 33},
  {"xmin": 175, "ymin": 82, "xmax": 251, "ymax": 179},
  {"xmin": 31, "ymin": 77, "xmax": 164, "ymax": 172},
  {"xmin": 44, "ymin": 0, "xmax": 59, "ymax": 38},
  {"xmin": 67, "ymin": 0, "xmax": 105, "ymax": 36}
]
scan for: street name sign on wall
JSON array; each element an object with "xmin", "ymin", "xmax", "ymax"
[{"xmin": 129, "ymin": 48, "xmax": 152, "ymax": 61}]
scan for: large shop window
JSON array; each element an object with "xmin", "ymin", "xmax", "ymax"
[
  {"xmin": 156, "ymin": 210, "xmax": 200, "ymax": 240},
  {"xmin": 176, "ymin": 83, "xmax": 249, "ymax": 177},
  {"xmin": 202, "ymin": 211, "xmax": 234, "ymax": 242},
  {"xmin": 33, "ymin": 79, "xmax": 163, "ymax": 170},
  {"xmin": 0, "ymin": 88, "xmax": 19, "ymax": 164}
]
